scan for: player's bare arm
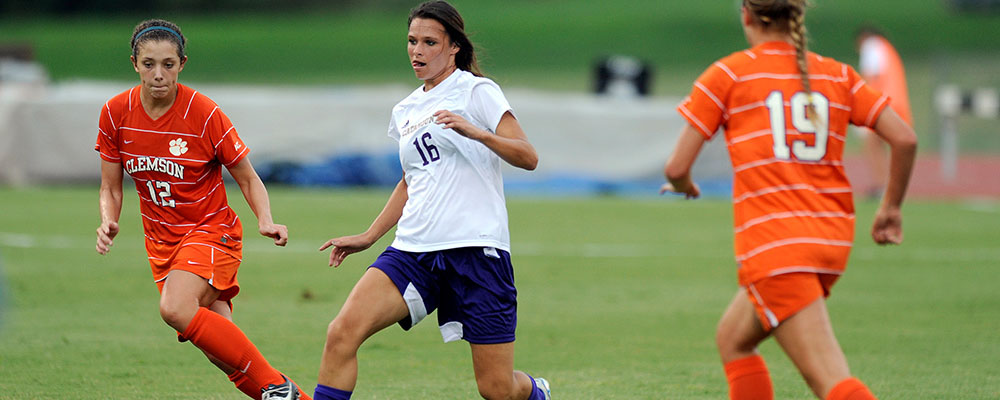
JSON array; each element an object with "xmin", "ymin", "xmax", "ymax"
[
  {"xmin": 228, "ymin": 157, "xmax": 288, "ymax": 246},
  {"xmin": 433, "ymin": 110, "xmax": 538, "ymax": 170},
  {"xmin": 96, "ymin": 160, "xmax": 124, "ymax": 254},
  {"xmin": 320, "ymin": 176, "xmax": 409, "ymax": 267},
  {"xmin": 662, "ymin": 124, "xmax": 705, "ymax": 199},
  {"xmin": 870, "ymin": 107, "xmax": 917, "ymax": 245}
]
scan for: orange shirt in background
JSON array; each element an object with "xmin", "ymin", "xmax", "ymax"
[
  {"xmin": 678, "ymin": 41, "xmax": 890, "ymax": 286},
  {"xmin": 859, "ymin": 35, "xmax": 912, "ymax": 125}
]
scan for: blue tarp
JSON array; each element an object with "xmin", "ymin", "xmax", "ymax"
[{"xmin": 257, "ymin": 153, "xmax": 733, "ymax": 197}]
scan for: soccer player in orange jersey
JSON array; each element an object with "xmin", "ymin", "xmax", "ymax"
[
  {"xmin": 855, "ymin": 25, "xmax": 913, "ymax": 197},
  {"xmin": 661, "ymin": 1, "xmax": 916, "ymax": 399},
  {"xmin": 94, "ymin": 19, "xmax": 310, "ymax": 400}
]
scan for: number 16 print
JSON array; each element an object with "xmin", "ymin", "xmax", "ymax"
[{"xmin": 412, "ymin": 132, "xmax": 441, "ymax": 166}]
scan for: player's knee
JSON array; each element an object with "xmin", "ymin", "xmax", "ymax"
[
  {"xmin": 324, "ymin": 317, "xmax": 364, "ymax": 354},
  {"xmin": 158, "ymin": 299, "xmax": 189, "ymax": 331},
  {"xmin": 715, "ymin": 324, "xmax": 753, "ymax": 360}
]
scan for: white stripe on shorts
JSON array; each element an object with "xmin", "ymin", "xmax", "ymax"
[
  {"xmin": 747, "ymin": 283, "xmax": 780, "ymax": 329},
  {"xmin": 403, "ymin": 282, "xmax": 428, "ymax": 327},
  {"xmin": 439, "ymin": 321, "xmax": 464, "ymax": 343}
]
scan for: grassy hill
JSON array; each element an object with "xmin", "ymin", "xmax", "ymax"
[
  {"xmin": 1, "ymin": 0, "xmax": 997, "ymax": 90},
  {"xmin": 2, "ymin": 1, "xmax": 998, "ymax": 149}
]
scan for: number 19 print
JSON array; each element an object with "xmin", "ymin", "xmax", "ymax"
[{"xmin": 765, "ymin": 91, "xmax": 830, "ymax": 161}]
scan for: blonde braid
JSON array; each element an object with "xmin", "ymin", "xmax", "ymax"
[{"xmin": 787, "ymin": 2, "xmax": 820, "ymax": 126}]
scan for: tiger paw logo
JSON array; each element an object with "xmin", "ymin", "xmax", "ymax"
[{"xmin": 169, "ymin": 138, "xmax": 188, "ymax": 156}]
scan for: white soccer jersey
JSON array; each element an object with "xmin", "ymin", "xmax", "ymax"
[
  {"xmin": 859, "ymin": 37, "xmax": 887, "ymax": 77},
  {"xmin": 388, "ymin": 69, "xmax": 513, "ymax": 252}
]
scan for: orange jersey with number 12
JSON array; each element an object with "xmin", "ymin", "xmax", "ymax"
[
  {"xmin": 95, "ymin": 83, "xmax": 250, "ymax": 265},
  {"xmin": 678, "ymin": 41, "xmax": 890, "ymax": 286}
]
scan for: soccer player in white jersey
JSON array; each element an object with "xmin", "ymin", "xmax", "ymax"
[{"xmin": 312, "ymin": 2, "xmax": 550, "ymax": 400}]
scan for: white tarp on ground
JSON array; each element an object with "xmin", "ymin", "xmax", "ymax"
[{"xmin": 0, "ymin": 80, "xmax": 731, "ymax": 191}]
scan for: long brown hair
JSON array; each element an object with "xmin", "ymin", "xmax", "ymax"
[{"xmin": 408, "ymin": 1, "xmax": 483, "ymax": 77}]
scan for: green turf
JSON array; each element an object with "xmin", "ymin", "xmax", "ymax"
[{"xmin": 0, "ymin": 186, "xmax": 997, "ymax": 399}]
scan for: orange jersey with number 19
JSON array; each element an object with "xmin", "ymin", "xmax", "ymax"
[
  {"xmin": 95, "ymin": 83, "xmax": 250, "ymax": 277},
  {"xmin": 678, "ymin": 41, "xmax": 890, "ymax": 286}
]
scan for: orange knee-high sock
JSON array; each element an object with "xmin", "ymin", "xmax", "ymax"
[
  {"xmin": 183, "ymin": 307, "xmax": 284, "ymax": 391},
  {"xmin": 724, "ymin": 354, "xmax": 774, "ymax": 400},
  {"xmin": 227, "ymin": 370, "xmax": 260, "ymax": 399},
  {"xmin": 825, "ymin": 377, "xmax": 877, "ymax": 400}
]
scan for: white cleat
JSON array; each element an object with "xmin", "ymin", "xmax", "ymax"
[
  {"xmin": 261, "ymin": 375, "xmax": 300, "ymax": 400},
  {"xmin": 534, "ymin": 377, "xmax": 551, "ymax": 399}
]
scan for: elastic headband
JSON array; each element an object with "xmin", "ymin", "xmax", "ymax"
[{"xmin": 134, "ymin": 26, "xmax": 183, "ymax": 44}]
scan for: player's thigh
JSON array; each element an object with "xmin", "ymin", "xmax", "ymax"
[
  {"xmin": 160, "ymin": 270, "xmax": 220, "ymax": 313},
  {"xmin": 772, "ymin": 298, "xmax": 850, "ymax": 396},
  {"xmin": 331, "ymin": 268, "xmax": 409, "ymax": 341}
]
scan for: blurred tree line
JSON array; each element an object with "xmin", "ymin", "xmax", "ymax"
[{"xmin": 0, "ymin": 0, "xmax": 414, "ymax": 15}]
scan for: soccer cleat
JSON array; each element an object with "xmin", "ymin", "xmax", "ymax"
[
  {"xmin": 534, "ymin": 377, "xmax": 551, "ymax": 400},
  {"xmin": 261, "ymin": 375, "xmax": 299, "ymax": 400}
]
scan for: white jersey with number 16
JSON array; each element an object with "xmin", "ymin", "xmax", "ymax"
[{"xmin": 388, "ymin": 69, "xmax": 513, "ymax": 253}]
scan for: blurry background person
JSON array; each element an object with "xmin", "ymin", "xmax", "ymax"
[{"xmin": 855, "ymin": 24, "xmax": 913, "ymax": 198}]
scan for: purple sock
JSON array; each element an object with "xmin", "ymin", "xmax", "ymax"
[
  {"xmin": 314, "ymin": 383, "xmax": 352, "ymax": 400},
  {"xmin": 526, "ymin": 374, "xmax": 545, "ymax": 400}
]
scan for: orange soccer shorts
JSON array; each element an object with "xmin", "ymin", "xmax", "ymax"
[
  {"xmin": 149, "ymin": 233, "xmax": 243, "ymax": 304},
  {"xmin": 744, "ymin": 272, "xmax": 840, "ymax": 332}
]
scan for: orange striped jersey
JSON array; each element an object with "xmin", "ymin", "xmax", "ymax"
[
  {"xmin": 859, "ymin": 35, "xmax": 912, "ymax": 125},
  {"xmin": 95, "ymin": 83, "xmax": 250, "ymax": 253},
  {"xmin": 677, "ymin": 41, "xmax": 890, "ymax": 285}
]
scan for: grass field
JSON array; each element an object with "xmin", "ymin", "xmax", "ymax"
[
  {"xmin": 1, "ymin": 2, "xmax": 998, "ymax": 398},
  {"xmin": 0, "ymin": 186, "xmax": 998, "ymax": 399}
]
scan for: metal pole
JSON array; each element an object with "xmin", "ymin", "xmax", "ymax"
[
  {"xmin": 935, "ymin": 85, "xmax": 961, "ymax": 182},
  {"xmin": 940, "ymin": 115, "xmax": 958, "ymax": 181}
]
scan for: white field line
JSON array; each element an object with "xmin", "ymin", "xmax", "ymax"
[
  {"xmin": 512, "ymin": 242, "xmax": 666, "ymax": 258},
  {"xmin": 2, "ymin": 232, "xmax": 997, "ymax": 264},
  {"xmin": 0, "ymin": 232, "xmax": 76, "ymax": 249},
  {"xmin": 850, "ymin": 247, "xmax": 1000, "ymax": 263},
  {"xmin": 960, "ymin": 198, "xmax": 1000, "ymax": 213},
  {"xmin": 0, "ymin": 231, "xmax": 669, "ymax": 259}
]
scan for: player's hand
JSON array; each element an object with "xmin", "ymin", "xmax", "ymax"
[
  {"xmin": 434, "ymin": 110, "xmax": 487, "ymax": 141},
  {"xmin": 871, "ymin": 205, "xmax": 903, "ymax": 245},
  {"xmin": 660, "ymin": 182, "xmax": 701, "ymax": 199},
  {"xmin": 96, "ymin": 221, "xmax": 119, "ymax": 255},
  {"xmin": 259, "ymin": 223, "xmax": 289, "ymax": 246},
  {"xmin": 319, "ymin": 234, "xmax": 374, "ymax": 267}
]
